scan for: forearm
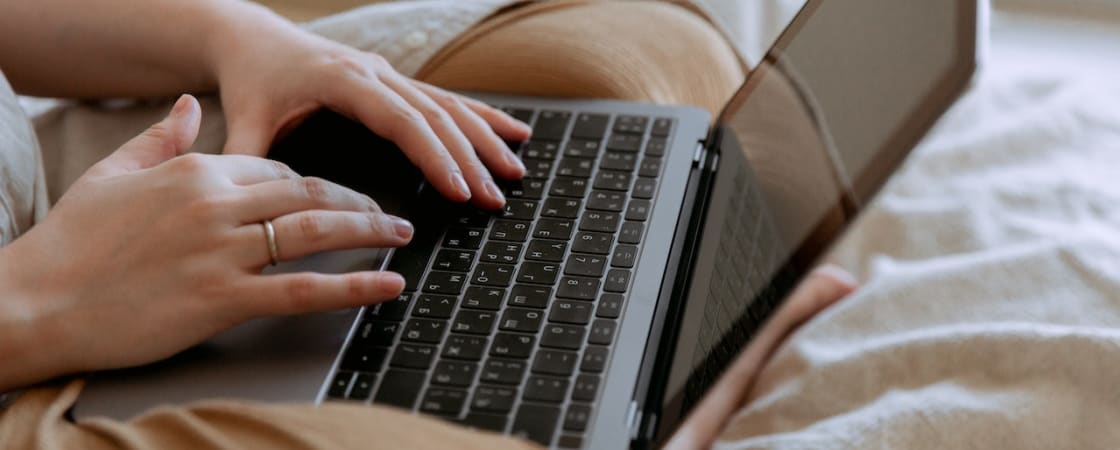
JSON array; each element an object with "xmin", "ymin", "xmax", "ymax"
[
  {"xmin": 0, "ymin": 0, "xmax": 291, "ymax": 98},
  {"xmin": 0, "ymin": 245, "xmax": 67, "ymax": 392}
]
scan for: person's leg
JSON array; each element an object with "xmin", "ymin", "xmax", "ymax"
[{"xmin": 416, "ymin": 0, "xmax": 746, "ymax": 117}]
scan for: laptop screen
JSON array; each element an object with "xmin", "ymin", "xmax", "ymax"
[{"xmin": 654, "ymin": 0, "xmax": 977, "ymax": 433}]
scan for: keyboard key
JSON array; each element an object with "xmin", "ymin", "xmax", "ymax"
[
  {"xmin": 348, "ymin": 373, "xmax": 376, "ymax": 401},
  {"xmin": 580, "ymin": 346, "xmax": 609, "ymax": 373},
  {"xmin": 532, "ymin": 218, "xmax": 574, "ymax": 240},
  {"xmin": 431, "ymin": 361, "xmax": 478, "ymax": 387},
  {"xmin": 611, "ymin": 245, "xmax": 638, "ymax": 268},
  {"xmin": 451, "ymin": 310, "xmax": 497, "ymax": 335},
  {"xmin": 512, "ymin": 404, "xmax": 561, "ymax": 446},
  {"xmin": 532, "ymin": 350, "xmax": 578, "ymax": 376},
  {"xmin": 523, "ymin": 158, "xmax": 554, "ymax": 179},
  {"xmin": 502, "ymin": 200, "xmax": 539, "ymax": 220},
  {"xmin": 604, "ymin": 269, "xmax": 631, "ymax": 293},
  {"xmin": 442, "ymin": 334, "xmax": 487, "ymax": 361},
  {"xmin": 541, "ymin": 198, "xmax": 581, "ymax": 219},
  {"xmin": 556, "ymin": 158, "xmax": 594, "ymax": 178},
  {"xmin": 619, "ymin": 221, "xmax": 644, "ymax": 244},
  {"xmin": 423, "ymin": 271, "xmax": 466, "ymax": 295},
  {"xmin": 563, "ymin": 403, "xmax": 592, "ymax": 432},
  {"xmin": 564, "ymin": 254, "xmax": 607, "ymax": 278},
  {"xmin": 613, "ymin": 115, "xmax": 648, "ymax": 134},
  {"xmin": 490, "ymin": 220, "xmax": 530, "ymax": 242},
  {"xmin": 471, "ymin": 385, "xmax": 518, "ymax": 413},
  {"xmin": 374, "ymin": 369, "xmax": 425, "ymax": 409},
  {"xmin": 572, "ymin": 231, "xmax": 613, "ymax": 255},
  {"xmin": 327, "ymin": 371, "xmax": 353, "ymax": 398},
  {"xmin": 341, "ymin": 346, "xmax": 389, "ymax": 372},
  {"xmin": 461, "ymin": 412, "xmax": 509, "ymax": 432},
  {"xmin": 625, "ymin": 199, "xmax": 651, "ymax": 221},
  {"xmin": 606, "ymin": 133, "xmax": 642, "ymax": 152},
  {"xmin": 516, "ymin": 262, "xmax": 560, "ymax": 285},
  {"xmin": 549, "ymin": 177, "xmax": 590, "ymax": 198},
  {"xmin": 638, "ymin": 157, "xmax": 662, "ymax": 178},
  {"xmin": 586, "ymin": 190, "xmax": 626, "ymax": 212},
  {"xmin": 508, "ymin": 284, "xmax": 552, "ymax": 309},
  {"xmin": 523, "ymin": 140, "xmax": 558, "ymax": 160},
  {"xmin": 502, "ymin": 107, "xmax": 535, "ymax": 124},
  {"xmin": 524, "ymin": 376, "xmax": 570, "ymax": 403},
  {"xmin": 632, "ymin": 177, "xmax": 657, "ymax": 199},
  {"xmin": 557, "ymin": 277, "xmax": 600, "ymax": 301},
  {"xmin": 593, "ymin": 171, "xmax": 632, "ymax": 191},
  {"xmin": 432, "ymin": 249, "xmax": 475, "ymax": 272},
  {"xmin": 490, "ymin": 333, "xmax": 536, "ymax": 359},
  {"xmin": 499, "ymin": 308, "xmax": 545, "ymax": 333},
  {"xmin": 413, "ymin": 294, "xmax": 456, "ymax": 318},
  {"xmin": 533, "ymin": 110, "xmax": 571, "ymax": 141},
  {"xmin": 541, "ymin": 324, "xmax": 587, "ymax": 350},
  {"xmin": 471, "ymin": 263, "xmax": 515, "ymax": 287},
  {"xmin": 596, "ymin": 293, "xmax": 624, "ymax": 319},
  {"xmin": 462, "ymin": 286, "xmax": 505, "ymax": 310},
  {"xmin": 564, "ymin": 139, "xmax": 601, "ymax": 158},
  {"xmin": 453, "ymin": 210, "xmax": 491, "ymax": 228},
  {"xmin": 420, "ymin": 387, "xmax": 467, "ymax": 416},
  {"xmin": 442, "ymin": 227, "xmax": 484, "ymax": 250},
  {"xmin": 571, "ymin": 113, "xmax": 609, "ymax": 139},
  {"xmin": 390, "ymin": 343, "xmax": 437, "ymax": 369},
  {"xmin": 600, "ymin": 151, "xmax": 638, "ymax": 171},
  {"xmin": 651, "ymin": 117, "xmax": 673, "ymax": 136},
  {"xmin": 480, "ymin": 242, "xmax": 522, "ymax": 264},
  {"xmin": 579, "ymin": 211, "xmax": 620, "ymax": 233},
  {"xmin": 402, "ymin": 319, "xmax": 447, "ymax": 343},
  {"xmin": 370, "ymin": 292, "xmax": 411, "ymax": 321},
  {"xmin": 588, "ymin": 319, "xmax": 617, "ymax": 345},
  {"xmin": 645, "ymin": 137, "xmax": 668, "ymax": 156},
  {"xmin": 572, "ymin": 374, "xmax": 601, "ymax": 401},
  {"xmin": 480, "ymin": 359, "xmax": 527, "ymax": 385},
  {"xmin": 549, "ymin": 300, "xmax": 593, "ymax": 325},
  {"xmin": 525, "ymin": 239, "xmax": 567, "ymax": 262},
  {"xmin": 354, "ymin": 320, "xmax": 399, "ymax": 347},
  {"xmin": 505, "ymin": 178, "xmax": 546, "ymax": 200},
  {"xmin": 558, "ymin": 435, "xmax": 584, "ymax": 449}
]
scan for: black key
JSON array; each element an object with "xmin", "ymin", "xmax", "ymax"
[
  {"xmin": 600, "ymin": 151, "xmax": 638, "ymax": 171},
  {"xmin": 586, "ymin": 190, "xmax": 626, "ymax": 212},
  {"xmin": 505, "ymin": 178, "xmax": 546, "ymax": 200},
  {"xmin": 549, "ymin": 177, "xmax": 589, "ymax": 198},
  {"xmin": 596, "ymin": 293, "xmax": 624, "ymax": 319},
  {"xmin": 533, "ymin": 110, "xmax": 571, "ymax": 141},
  {"xmin": 451, "ymin": 310, "xmax": 497, "ymax": 335},
  {"xmin": 564, "ymin": 139, "xmax": 601, "ymax": 158},
  {"xmin": 490, "ymin": 219, "xmax": 530, "ymax": 242},
  {"xmin": 632, "ymin": 178, "xmax": 657, "ymax": 199},
  {"xmin": 558, "ymin": 435, "xmax": 584, "ymax": 449},
  {"xmin": 462, "ymin": 286, "xmax": 505, "ymax": 310},
  {"xmin": 606, "ymin": 133, "xmax": 642, "ymax": 152},
  {"xmin": 442, "ymin": 227, "xmax": 484, "ymax": 250},
  {"xmin": 604, "ymin": 269, "xmax": 631, "ymax": 293},
  {"xmin": 512, "ymin": 404, "xmax": 561, "ymax": 446},
  {"xmin": 402, "ymin": 319, "xmax": 447, "ymax": 343},
  {"xmin": 613, "ymin": 115, "xmax": 648, "ymax": 134},
  {"xmin": 525, "ymin": 239, "xmax": 567, "ymax": 262},
  {"xmin": 413, "ymin": 294, "xmax": 456, "ymax": 319},
  {"xmin": 524, "ymin": 376, "xmax": 570, "ymax": 403},
  {"xmin": 327, "ymin": 371, "xmax": 353, "ymax": 398},
  {"xmin": 420, "ymin": 387, "xmax": 468, "ymax": 416},
  {"xmin": 523, "ymin": 158, "xmax": 554, "ymax": 179},
  {"xmin": 572, "ymin": 231, "xmax": 613, "ymax": 255},
  {"xmin": 556, "ymin": 158, "xmax": 594, "ymax": 178},
  {"xmin": 374, "ymin": 369, "xmax": 424, "ymax": 409},
  {"xmin": 471, "ymin": 385, "xmax": 517, "ymax": 413},
  {"xmin": 564, "ymin": 254, "xmax": 607, "ymax": 278},
  {"xmin": 386, "ymin": 220, "xmax": 440, "ymax": 291},
  {"xmin": 348, "ymin": 373, "xmax": 376, "ymax": 401},
  {"xmin": 579, "ymin": 211, "xmax": 620, "ymax": 233},
  {"xmin": 563, "ymin": 403, "xmax": 592, "ymax": 431},
  {"xmin": 571, "ymin": 113, "xmax": 609, "ymax": 139},
  {"xmin": 532, "ymin": 350, "xmax": 579, "ymax": 376},
  {"xmin": 433, "ymin": 249, "xmax": 475, "ymax": 272},
  {"xmin": 490, "ymin": 333, "xmax": 536, "ymax": 359},
  {"xmin": 502, "ymin": 107, "xmax": 535, "ymax": 125},
  {"xmin": 499, "ymin": 308, "xmax": 545, "ymax": 333},
  {"xmin": 651, "ymin": 117, "xmax": 673, "ymax": 136},
  {"xmin": 508, "ymin": 284, "xmax": 553, "ymax": 309},
  {"xmin": 638, "ymin": 157, "xmax": 662, "ymax": 178},
  {"xmin": 593, "ymin": 171, "xmax": 632, "ymax": 191},
  {"xmin": 645, "ymin": 137, "xmax": 668, "ymax": 156},
  {"xmin": 626, "ymin": 199, "xmax": 651, "ymax": 222},
  {"xmin": 423, "ymin": 271, "xmax": 466, "ymax": 295},
  {"xmin": 480, "ymin": 242, "xmax": 522, "ymax": 265},
  {"xmin": 557, "ymin": 277, "xmax": 600, "ymax": 301},
  {"xmin": 611, "ymin": 245, "xmax": 638, "ymax": 268},
  {"xmin": 619, "ymin": 221, "xmax": 644, "ymax": 244},
  {"xmin": 453, "ymin": 210, "xmax": 491, "ymax": 228},
  {"xmin": 341, "ymin": 346, "xmax": 389, "ymax": 372},
  {"xmin": 541, "ymin": 198, "xmax": 581, "ymax": 219},
  {"xmin": 571, "ymin": 374, "xmax": 601, "ymax": 401},
  {"xmin": 371, "ymin": 292, "xmax": 412, "ymax": 321},
  {"xmin": 442, "ymin": 334, "xmax": 488, "ymax": 361},
  {"xmin": 516, "ymin": 262, "xmax": 560, "ymax": 285},
  {"xmin": 580, "ymin": 346, "xmax": 609, "ymax": 373},
  {"xmin": 461, "ymin": 412, "xmax": 509, "ymax": 432},
  {"xmin": 523, "ymin": 140, "xmax": 558, "ymax": 160},
  {"xmin": 541, "ymin": 324, "xmax": 587, "ymax": 350},
  {"xmin": 502, "ymin": 199, "xmax": 539, "ymax": 220},
  {"xmin": 532, "ymin": 218, "xmax": 574, "ymax": 240},
  {"xmin": 480, "ymin": 359, "xmax": 527, "ymax": 385},
  {"xmin": 588, "ymin": 319, "xmax": 617, "ymax": 345},
  {"xmin": 431, "ymin": 361, "xmax": 478, "ymax": 387},
  {"xmin": 549, "ymin": 300, "xmax": 593, "ymax": 325},
  {"xmin": 471, "ymin": 263, "xmax": 515, "ymax": 287},
  {"xmin": 390, "ymin": 343, "xmax": 437, "ymax": 369},
  {"xmin": 354, "ymin": 320, "xmax": 399, "ymax": 347}
]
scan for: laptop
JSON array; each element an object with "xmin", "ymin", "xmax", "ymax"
[{"xmin": 74, "ymin": 1, "xmax": 981, "ymax": 448}]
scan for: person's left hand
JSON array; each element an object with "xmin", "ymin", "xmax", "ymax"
[{"xmin": 210, "ymin": 13, "xmax": 531, "ymax": 210}]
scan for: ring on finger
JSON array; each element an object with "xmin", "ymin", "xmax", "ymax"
[{"xmin": 262, "ymin": 219, "xmax": 280, "ymax": 266}]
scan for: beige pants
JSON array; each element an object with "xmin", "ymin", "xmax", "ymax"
[{"xmin": 0, "ymin": 2, "xmax": 744, "ymax": 448}]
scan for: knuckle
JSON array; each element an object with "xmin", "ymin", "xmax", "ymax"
[
  {"xmin": 348, "ymin": 275, "xmax": 367, "ymax": 299},
  {"xmin": 270, "ymin": 160, "xmax": 297, "ymax": 179},
  {"xmin": 284, "ymin": 275, "xmax": 317, "ymax": 311},
  {"xmin": 320, "ymin": 53, "xmax": 373, "ymax": 81},
  {"xmin": 300, "ymin": 177, "xmax": 333, "ymax": 204},
  {"xmin": 296, "ymin": 213, "xmax": 328, "ymax": 241},
  {"xmin": 171, "ymin": 153, "xmax": 211, "ymax": 175}
]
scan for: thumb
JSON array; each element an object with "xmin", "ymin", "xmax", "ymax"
[
  {"xmin": 222, "ymin": 109, "xmax": 273, "ymax": 156},
  {"xmin": 87, "ymin": 94, "xmax": 202, "ymax": 179}
]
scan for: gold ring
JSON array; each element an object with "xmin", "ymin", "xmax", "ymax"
[{"xmin": 262, "ymin": 219, "xmax": 279, "ymax": 266}]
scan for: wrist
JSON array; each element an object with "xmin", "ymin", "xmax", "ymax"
[
  {"xmin": 0, "ymin": 242, "xmax": 71, "ymax": 391},
  {"xmin": 204, "ymin": 2, "xmax": 305, "ymax": 91}
]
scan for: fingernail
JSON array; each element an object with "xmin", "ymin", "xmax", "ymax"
[
  {"xmin": 485, "ymin": 180, "xmax": 506, "ymax": 205},
  {"xmin": 170, "ymin": 94, "xmax": 193, "ymax": 116},
  {"xmin": 507, "ymin": 152, "xmax": 527, "ymax": 176},
  {"xmin": 389, "ymin": 216, "xmax": 413, "ymax": 240},
  {"xmin": 450, "ymin": 172, "xmax": 471, "ymax": 200}
]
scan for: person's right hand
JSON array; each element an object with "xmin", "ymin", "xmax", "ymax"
[{"xmin": 0, "ymin": 95, "xmax": 410, "ymax": 391}]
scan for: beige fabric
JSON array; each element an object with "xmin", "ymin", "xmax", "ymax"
[{"xmin": 0, "ymin": 69, "xmax": 48, "ymax": 245}]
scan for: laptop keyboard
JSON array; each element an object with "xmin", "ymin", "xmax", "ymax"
[{"xmin": 324, "ymin": 106, "xmax": 674, "ymax": 448}]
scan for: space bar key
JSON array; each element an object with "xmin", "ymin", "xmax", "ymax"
[{"xmin": 386, "ymin": 224, "xmax": 442, "ymax": 291}]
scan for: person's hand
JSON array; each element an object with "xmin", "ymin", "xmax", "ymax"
[
  {"xmin": 664, "ymin": 266, "xmax": 857, "ymax": 450},
  {"xmin": 211, "ymin": 9, "xmax": 531, "ymax": 210},
  {"xmin": 0, "ymin": 95, "xmax": 412, "ymax": 391}
]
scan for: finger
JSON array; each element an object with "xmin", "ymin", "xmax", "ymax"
[
  {"xmin": 241, "ymin": 271, "xmax": 405, "ymax": 316},
  {"xmin": 324, "ymin": 75, "xmax": 471, "ymax": 204},
  {"xmin": 222, "ymin": 107, "xmax": 275, "ymax": 157},
  {"xmin": 413, "ymin": 81, "xmax": 526, "ymax": 180},
  {"xmin": 232, "ymin": 177, "xmax": 381, "ymax": 224},
  {"xmin": 86, "ymin": 94, "xmax": 201, "ymax": 179},
  {"xmin": 235, "ymin": 211, "xmax": 412, "ymax": 265},
  {"xmin": 381, "ymin": 74, "xmax": 506, "ymax": 210},
  {"xmin": 454, "ymin": 92, "xmax": 533, "ymax": 142},
  {"xmin": 207, "ymin": 155, "xmax": 300, "ymax": 186}
]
